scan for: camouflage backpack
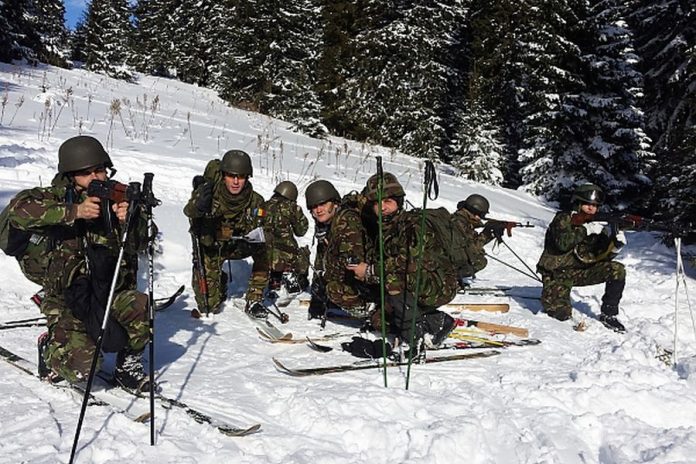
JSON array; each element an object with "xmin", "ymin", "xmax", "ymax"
[
  {"xmin": 411, "ymin": 207, "xmax": 470, "ymax": 271},
  {"xmin": 0, "ymin": 189, "xmax": 50, "ymax": 286}
]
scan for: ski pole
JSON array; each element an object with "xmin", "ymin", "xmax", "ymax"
[
  {"xmin": 497, "ymin": 238, "xmax": 541, "ymax": 282},
  {"xmin": 375, "ymin": 156, "xmax": 388, "ymax": 388},
  {"xmin": 70, "ymin": 182, "xmax": 141, "ymax": 464},
  {"xmin": 406, "ymin": 160, "xmax": 438, "ymax": 390},
  {"xmin": 485, "ymin": 252, "xmax": 541, "ymax": 283},
  {"xmin": 266, "ymin": 298, "xmax": 290, "ymax": 324},
  {"xmin": 142, "ymin": 172, "xmax": 160, "ymax": 446}
]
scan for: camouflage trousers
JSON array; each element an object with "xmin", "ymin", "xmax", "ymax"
[
  {"xmin": 191, "ymin": 241, "xmax": 269, "ymax": 312},
  {"xmin": 41, "ymin": 291, "xmax": 149, "ymax": 383},
  {"xmin": 326, "ymin": 274, "xmax": 378, "ymax": 317},
  {"xmin": 541, "ymin": 261, "xmax": 626, "ymax": 321},
  {"xmin": 269, "ymin": 245, "xmax": 310, "ymax": 275}
]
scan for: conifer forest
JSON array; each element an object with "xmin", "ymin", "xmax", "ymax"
[{"xmin": 1, "ymin": 0, "xmax": 695, "ymax": 229}]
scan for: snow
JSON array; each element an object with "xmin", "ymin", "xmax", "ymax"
[{"xmin": 1, "ymin": 62, "xmax": 696, "ymax": 464}]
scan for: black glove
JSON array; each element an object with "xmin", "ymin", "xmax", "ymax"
[
  {"xmin": 195, "ymin": 182, "xmax": 214, "ymax": 213},
  {"xmin": 483, "ymin": 220, "xmax": 507, "ymax": 240}
]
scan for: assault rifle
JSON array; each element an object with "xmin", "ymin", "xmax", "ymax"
[
  {"xmin": 573, "ymin": 212, "xmax": 684, "ymax": 233},
  {"xmin": 482, "ymin": 219, "xmax": 535, "ymax": 241},
  {"xmin": 87, "ymin": 179, "xmax": 146, "ymax": 235},
  {"xmin": 190, "ymin": 175, "xmax": 210, "ymax": 317}
]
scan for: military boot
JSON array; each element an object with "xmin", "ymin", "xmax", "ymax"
[
  {"xmin": 114, "ymin": 350, "xmax": 151, "ymax": 393},
  {"xmin": 245, "ymin": 300, "xmax": 269, "ymax": 319},
  {"xmin": 37, "ymin": 332, "xmax": 63, "ymax": 383},
  {"xmin": 422, "ymin": 312, "xmax": 456, "ymax": 349},
  {"xmin": 600, "ymin": 303, "xmax": 625, "ymax": 333}
]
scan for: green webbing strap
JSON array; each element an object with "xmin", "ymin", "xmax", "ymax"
[
  {"xmin": 406, "ymin": 160, "xmax": 438, "ymax": 390},
  {"xmin": 376, "ymin": 156, "xmax": 388, "ymax": 388}
]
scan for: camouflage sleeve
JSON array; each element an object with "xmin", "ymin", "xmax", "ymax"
[
  {"xmin": 549, "ymin": 212, "xmax": 586, "ymax": 252},
  {"xmin": 8, "ymin": 187, "xmax": 78, "ymax": 231},
  {"xmin": 292, "ymin": 204, "xmax": 309, "ymax": 237},
  {"xmin": 333, "ymin": 211, "xmax": 366, "ymax": 265},
  {"xmin": 183, "ymin": 184, "xmax": 207, "ymax": 219}
]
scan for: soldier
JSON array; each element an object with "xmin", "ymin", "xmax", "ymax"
[
  {"xmin": 537, "ymin": 183, "xmax": 626, "ymax": 332},
  {"xmin": 305, "ymin": 180, "xmax": 376, "ymax": 319},
  {"xmin": 353, "ymin": 173, "xmax": 457, "ymax": 348},
  {"xmin": 184, "ymin": 150, "xmax": 269, "ymax": 318},
  {"xmin": 451, "ymin": 194, "xmax": 498, "ymax": 288},
  {"xmin": 5, "ymin": 135, "xmax": 152, "ymax": 389},
  {"xmin": 262, "ymin": 181, "xmax": 310, "ymax": 294}
]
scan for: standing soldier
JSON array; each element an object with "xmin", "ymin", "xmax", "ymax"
[
  {"xmin": 263, "ymin": 181, "xmax": 310, "ymax": 294},
  {"xmin": 5, "ymin": 136, "xmax": 152, "ymax": 390},
  {"xmin": 305, "ymin": 180, "xmax": 376, "ymax": 319},
  {"xmin": 353, "ymin": 173, "xmax": 457, "ymax": 348},
  {"xmin": 184, "ymin": 150, "xmax": 269, "ymax": 318},
  {"xmin": 537, "ymin": 183, "xmax": 627, "ymax": 332},
  {"xmin": 451, "ymin": 194, "xmax": 498, "ymax": 288}
]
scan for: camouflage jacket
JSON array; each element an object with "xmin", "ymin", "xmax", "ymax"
[
  {"xmin": 262, "ymin": 195, "xmax": 308, "ymax": 266},
  {"xmin": 536, "ymin": 211, "xmax": 588, "ymax": 273},
  {"xmin": 451, "ymin": 208, "xmax": 494, "ymax": 275},
  {"xmin": 315, "ymin": 205, "xmax": 369, "ymax": 285},
  {"xmin": 7, "ymin": 179, "xmax": 150, "ymax": 298},
  {"xmin": 368, "ymin": 209, "xmax": 457, "ymax": 307},
  {"xmin": 184, "ymin": 180, "xmax": 265, "ymax": 248}
]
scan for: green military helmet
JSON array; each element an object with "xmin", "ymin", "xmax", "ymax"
[
  {"xmin": 57, "ymin": 136, "xmax": 112, "ymax": 174},
  {"xmin": 305, "ymin": 180, "xmax": 340, "ymax": 209},
  {"xmin": 274, "ymin": 181, "xmax": 298, "ymax": 202},
  {"xmin": 571, "ymin": 183, "xmax": 604, "ymax": 206},
  {"xmin": 458, "ymin": 194, "xmax": 490, "ymax": 219},
  {"xmin": 220, "ymin": 150, "xmax": 253, "ymax": 177},
  {"xmin": 363, "ymin": 172, "xmax": 405, "ymax": 201}
]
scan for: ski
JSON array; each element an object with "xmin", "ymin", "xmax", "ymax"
[
  {"xmin": 448, "ymin": 303, "xmax": 509, "ymax": 313},
  {"xmin": 257, "ymin": 328, "xmax": 345, "ymax": 344},
  {"xmin": 232, "ymin": 298, "xmax": 292, "ymax": 340},
  {"xmin": 272, "ymin": 350, "xmax": 501, "ymax": 377},
  {"xmin": 454, "ymin": 318, "xmax": 529, "ymax": 338},
  {"xmin": 0, "ymin": 320, "xmax": 46, "ymax": 330},
  {"xmin": 155, "ymin": 285, "xmax": 185, "ymax": 312},
  {"xmin": 0, "ymin": 344, "xmax": 261, "ymax": 437}
]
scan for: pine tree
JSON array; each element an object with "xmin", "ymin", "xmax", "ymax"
[
  {"xmin": 132, "ymin": 0, "xmax": 180, "ymax": 77},
  {"xmin": 0, "ymin": 0, "xmax": 41, "ymax": 63},
  {"xmin": 32, "ymin": 0, "xmax": 69, "ymax": 66},
  {"xmin": 449, "ymin": 69, "xmax": 504, "ymax": 185},
  {"xmin": 217, "ymin": 0, "xmax": 325, "ymax": 136},
  {"xmin": 342, "ymin": 0, "xmax": 467, "ymax": 159},
  {"xmin": 82, "ymin": 0, "xmax": 135, "ymax": 80}
]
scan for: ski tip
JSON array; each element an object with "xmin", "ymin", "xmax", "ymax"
[{"xmin": 220, "ymin": 423, "xmax": 262, "ymax": 437}]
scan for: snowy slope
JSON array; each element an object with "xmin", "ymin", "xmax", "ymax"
[{"xmin": 1, "ymin": 62, "xmax": 695, "ymax": 464}]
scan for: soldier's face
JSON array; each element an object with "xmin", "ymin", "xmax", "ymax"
[
  {"xmin": 73, "ymin": 166, "xmax": 107, "ymax": 191},
  {"xmin": 373, "ymin": 198, "xmax": 399, "ymax": 217},
  {"xmin": 311, "ymin": 201, "xmax": 337, "ymax": 223},
  {"xmin": 580, "ymin": 203, "xmax": 598, "ymax": 215},
  {"xmin": 223, "ymin": 173, "xmax": 247, "ymax": 195}
]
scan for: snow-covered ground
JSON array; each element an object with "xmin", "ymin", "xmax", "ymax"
[{"xmin": 1, "ymin": 63, "xmax": 695, "ymax": 464}]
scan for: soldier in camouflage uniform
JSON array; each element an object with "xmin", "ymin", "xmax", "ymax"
[
  {"xmin": 353, "ymin": 173, "xmax": 458, "ymax": 347},
  {"xmin": 6, "ymin": 136, "xmax": 152, "ymax": 388},
  {"xmin": 305, "ymin": 180, "xmax": 377, "ymax": 319},
  {"xmin": 184, "ymin": 150, "xmax": 270, "ymax": 318},
  {"xmin": 537, "ymin": 183, "xmax": 626, "ymax": 332},
  {"xmin": 262, "ymin": 181, "xmax": 310, "ymax": 293},
  {"xmin": 451, "ymin": 194, "xmax": 498, "ymax": 287}
]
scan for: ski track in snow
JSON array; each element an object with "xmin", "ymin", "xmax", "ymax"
[{"xmin": 1, "ymin": 62, "xmax": 696, "ymax": 463}]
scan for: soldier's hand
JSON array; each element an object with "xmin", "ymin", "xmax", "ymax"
[
  {"xmin": 571, "ymin": 211, "xmax": 593, "ymax": 226},
  {"xmin": 483, "ymin": 220, "xmax": 507, "ymax": 240},
  {"xmin": 347, "ymin": 262, "xmax": 369, "ymax": 281},
  {"xmin": 112, "ymin": 200, "xmax": 129, "ymax": 223},
  {"xmin": 76, "ymin": 196, "xmax": 101, "ymax": 220},
  {"xmin": 195, "ymin": 182, "xmax": 214, "ymax": 213}
]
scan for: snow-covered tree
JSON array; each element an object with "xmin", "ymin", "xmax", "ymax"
[
  {"xmin": 217, "ymin": 0, "xmax": 325, "ymax": 136},
  {"xmin": 82, "ymin": 0, "xmax": 135, "ymax": 80},
  {"xmin": 32, "ymin": 0, "xmax": 69, "ymax": 66}
]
